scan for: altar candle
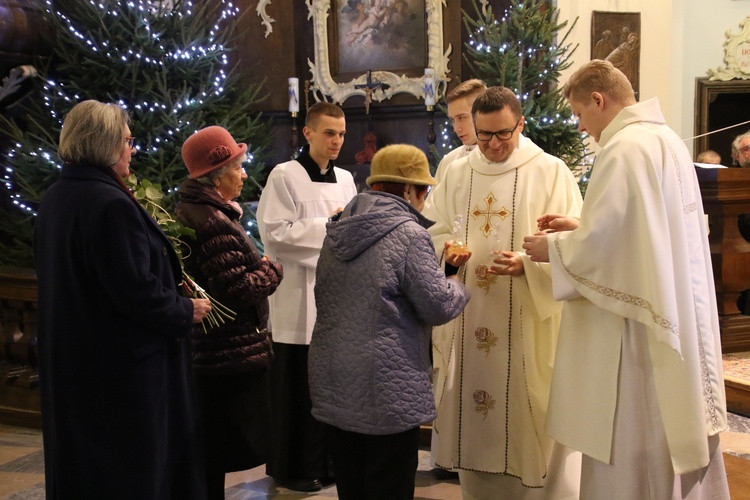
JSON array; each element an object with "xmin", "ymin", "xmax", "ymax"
[
  {"xmin": 424, "ymin": 68, "xmax": 435, "ymax": 107},
  {"xmin": 288, "ymin": 77, "xmax": 299, "ymax": 113}
]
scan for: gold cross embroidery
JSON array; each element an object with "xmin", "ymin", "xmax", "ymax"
[{"xmin": 472, "ymin": 192, "xmax": 510, "ymax": 236}]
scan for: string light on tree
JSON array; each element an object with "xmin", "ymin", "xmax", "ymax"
[
  {"xmin": 0, "ymin": 0, "xmax": 271, "ymax": 266},
  {"xmin": 461, "ymin": 0, "xmax": 588, "ymax": 176}
]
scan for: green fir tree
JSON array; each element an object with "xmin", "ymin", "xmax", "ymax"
[
  {"xmin": 0, "ymin": 0, "xmax": 270, "ymax": 267},
  {"xmin": 428, "ymin": 105, "xmax": 455, "ymax": 174},
  {"xmin": 463, "ymin": 0, "xmax": 588, "ymax": 170}
]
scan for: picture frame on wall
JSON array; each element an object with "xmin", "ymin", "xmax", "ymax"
[
  {"xmin": 307, "ymin": 0, "xmax": 451, "ymax": 105},
  {"xmin": 332, "ymin": 0, "xmax": 426, "ymax": 77},
  {"xmin": 591, "ymin": 11, "xmax": 641, "ymax": 99}
]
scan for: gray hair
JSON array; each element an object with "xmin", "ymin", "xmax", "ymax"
[
  {"xmin": 194, "ymin": 156, "xmax": 244, "ymax": 186},
  {"xmin": 732, "ymin": 130, "xmax": 750, "ymax": 157},
  {"xmin": 58, "ymin": 100, "xmax": 130, "ymax": 168}
]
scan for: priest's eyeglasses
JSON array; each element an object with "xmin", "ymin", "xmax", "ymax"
[
  {"xmin": 476, "ymin": 118, "xmax": 522, "ymax": 142},
  {"xmin": 125, "ymin": 136, "xmax": 136, "ymax": 149}
]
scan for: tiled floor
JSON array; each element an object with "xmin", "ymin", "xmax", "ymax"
[
  {"xmin": 1, "ymin": 414, "xmax": 749, "ymax": 499},
  {"xmin": 222, "ymin": 449, "xmax": 460, "ymax": 499}
]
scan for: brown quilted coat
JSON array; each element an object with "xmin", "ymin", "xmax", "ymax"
[{"xmin": 176, "ymin": 180, "xmax": 283, "ymax": 375}]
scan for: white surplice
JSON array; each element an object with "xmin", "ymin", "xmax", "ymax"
[
  {"xmin": 434, "ymin": 144, "xmax": 475, "ymax": 187},
  {"xmin": 256, "ymin": 160, "xmax": 357, "ymax": 345},
  {"xmin": 546, "ymin": 98, "xmax": 728, "ymax": 497},
  {"xmin": 423, "ymin": 136, "xmax": 582, "ymax": 495}
]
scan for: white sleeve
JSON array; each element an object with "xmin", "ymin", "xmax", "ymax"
[{"xmin": 256, "ymin": 166, "xmax": 329, "ymax": 269}]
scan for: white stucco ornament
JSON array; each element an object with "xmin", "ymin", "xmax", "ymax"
[
  {"xmin": 708, "ymin": 15, "xmax": 750, "ymax": 80},
  {"xmin": 305, "ymin": 0, "xmax": 451, "ymax": 104},
  {"xmin": 256, "ymin": 0, "xmax": 275, "ymax": 38}
]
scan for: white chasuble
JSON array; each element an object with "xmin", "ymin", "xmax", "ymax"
[
  {"xmin": 546, "ymin": 98, "xmax": 727, "ymax": 476},
  {"xmin": 423, "ymin": 137, "xmax": 582, "ymax": 487},
  {"xmin": 257, "ymin": 161, "xmax": 357, "ymax": 345}
]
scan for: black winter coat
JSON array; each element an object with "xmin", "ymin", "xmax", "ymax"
[
  {"xmin": 175, "ymin": 180, "xmax": 283, "ymax": 375},
  {"xmin": 34, "ymin": 164, "xmax": 205, "ymax": 499}
]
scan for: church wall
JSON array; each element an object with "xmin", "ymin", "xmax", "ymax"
[
  {"xmin": 556, "ymin": 0, "xmax": 674, "ymax": 131},
  {"xmin": 678, "ymin": 0, "xmax": 750, "ymax": 156},
  {"xmin": 556, "ymin": 0, "xmax": 750, "ymax": 156},
  {"xmin": 6, "ymin": 1, "xmax": 748, "ymax": 164}
]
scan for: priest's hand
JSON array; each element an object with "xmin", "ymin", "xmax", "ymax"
[
  {"xmin": 487, "ymin": 251, "xmax": 524, "ymax": 276},
  {"xmin": 522, "ymin": 234, "xmax": 550, "ymax": 263},
  {"xmin": 537, "ymin": 213, "xmax": 580, "ymax": 232}
]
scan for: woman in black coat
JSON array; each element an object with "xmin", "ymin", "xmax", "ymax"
[
  {"xmin": 176, "ymin": 126, "xmax": 284, "ymax": 499},
  {"xmin": 34, "ymin": 100, "xmax": 212, "ymax": 499}
]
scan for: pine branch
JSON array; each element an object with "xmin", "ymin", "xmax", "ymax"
[
  {"xmin": 0, "ymin": 0, "xmax": 272, "ymax": 267},
  {"xmin": 463, "ymin": 0, "xmax": 588, "ymax": 170}
]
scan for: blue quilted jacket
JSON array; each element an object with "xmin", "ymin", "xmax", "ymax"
[{"xmin": 309, "ymin": 191, "xmax": 470, "ymax": 435}]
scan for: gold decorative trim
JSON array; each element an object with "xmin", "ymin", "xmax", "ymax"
[
  {"xmin": 474, "ymin": 264, "xmax": 498, "ymax": 294},
  {"xmin": 475, "ymin": 326, "xmax": 498, "ymax": 356},
  {"xmin": 473, "ymin": 389, "xmax": 495, "ymax": 420},
  {"xmin": 553, "ymin": 237, "xmax": 679, "ymax": 337}
]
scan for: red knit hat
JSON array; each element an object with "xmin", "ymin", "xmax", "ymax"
[{"xmin": 182, "ymin": 126, "xmax": 248, "ymax": 179}]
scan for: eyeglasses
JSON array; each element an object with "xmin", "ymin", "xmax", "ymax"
[
  {"xmin": 739, "ymin": 144, "xmax": 750, "ymax": 154},
  {"xmin": 476, "ymin": 118, "xmax": 522, "ymax": 142},
  {"xmin": 125, "ymin": 136, "xmax": 135, "ymax": 148}
]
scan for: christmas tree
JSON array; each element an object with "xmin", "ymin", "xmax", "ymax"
[
  {"xmin": 462, "ymin": 0, "xmax": 588, "ymax": 170},
  {"xmin": 428, "ymin": 106, "xmax": 454, "ymax": 174},
  {"xmin": 0, "ymin": 0, "xmax": 271, "ymax": 267}
]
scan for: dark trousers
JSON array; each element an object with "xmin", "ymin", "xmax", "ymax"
[
  {"xmin": 205, "ymin": 470, "xmax": 225, "ymax": 500},
  {"xmin": 266, "ymin": 342, "xmax": 332, "ymax": 481},
  {"xmin": 327, "ymin": 424, "xmax": 420, "ymax": 500}
]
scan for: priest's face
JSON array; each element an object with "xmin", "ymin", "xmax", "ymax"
[
  {"xmin": 304, "ymin": 114, "xmax": 346, "ymax": 167},
  {"xmin": 474, "ymin": 106, "xmax": 524, "ymax": 164}
]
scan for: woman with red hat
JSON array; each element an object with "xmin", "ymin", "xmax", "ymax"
[{"xmin": 176, "ymin": 125, "xmax": 284, "ymax": 499}]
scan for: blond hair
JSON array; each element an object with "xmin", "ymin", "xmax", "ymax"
[
  {"xmin": 696, "ymin": 150, "xmax": 721, "ymax": 164},
  {"xmin": 563, "ymin": 60, "xmax": 635, "ymax": 105},
  {"xmin": 58, "ymin": 100, "xmax": 130, "ymax": 168},
  {"xmin": 446, "ymin": 79, "xmax": 487, "ymax": 104}
]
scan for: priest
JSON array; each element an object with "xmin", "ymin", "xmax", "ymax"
[
  {"xmin": 523, "ymin": 60, "xmax": 730, "ymax": 499},
  {"xmin": 423, "ymin": 86, "xmax": 583, "ymax": 499}
]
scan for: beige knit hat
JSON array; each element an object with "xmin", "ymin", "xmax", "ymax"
[{"xmin": 366, "ymin": 144, "xmax": 436, "ymax": 187}]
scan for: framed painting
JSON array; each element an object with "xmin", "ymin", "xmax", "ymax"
[
  {"xmin": 591, "ymin": 11, "xmax": 641, "ymax": 99},
  {"xmin": 307, "ymin": 0, "xmax": 451, "ymax": 104}
]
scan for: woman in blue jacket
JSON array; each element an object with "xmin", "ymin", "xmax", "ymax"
[
  {"xmin": 308, "ymin": 144, "xmax": 470, "ymax": 499},
  {"xmin": 34, "ymin": 100, "xmax": 211, "ymax": 499}
]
